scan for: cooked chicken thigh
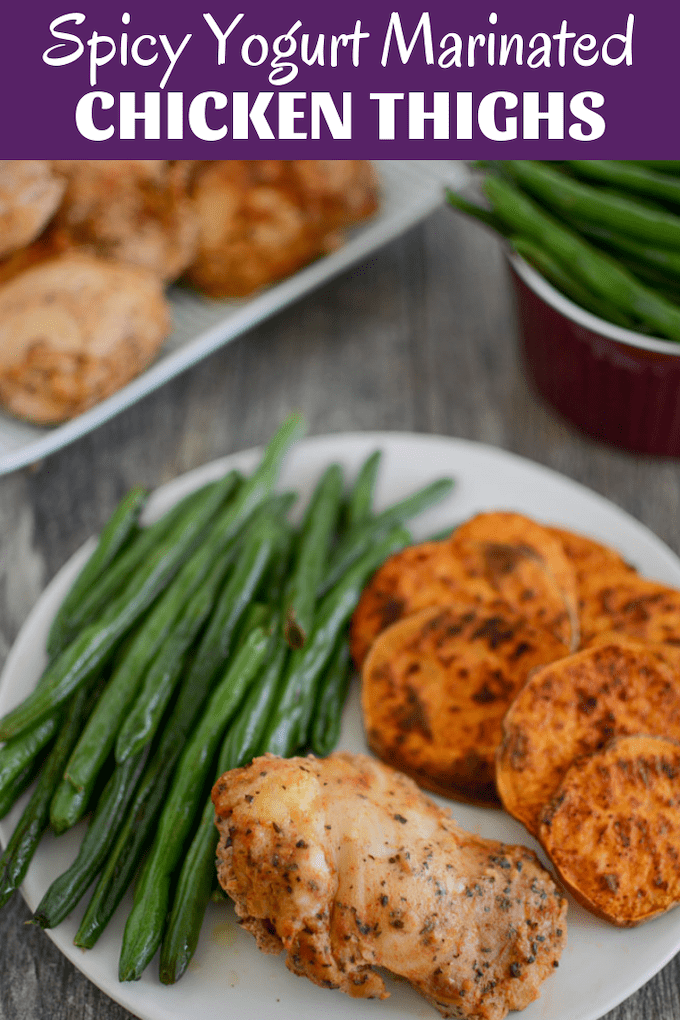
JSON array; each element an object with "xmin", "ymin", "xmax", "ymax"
[
  {"xmin": 50, "ymin": 160, "xmax": 198, "ymax": 281},
  {"xmin": 213, "ymin": 752, "xmax": 566, "ymax": 1020},
  {"xmin": 0, "ymin": 161, "xmax": 65, "ymax": 260},
  {"xmin": 186, "ymin": 160, "xmax": 378, "ymax": 297},
  {"xmin": 0, "ymin": 252, "xmax": 169, "ymax": 422}
]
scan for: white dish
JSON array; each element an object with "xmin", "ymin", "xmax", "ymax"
[
  {"xmin": 2, "ymin": 431, "xmax": 680, "ymax": 1020},
  {"xmin": 0, "ymin": 161, "xmax": 465, "ymax": 477}
]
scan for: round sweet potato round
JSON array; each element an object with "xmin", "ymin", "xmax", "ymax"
[
  {"xmin": 538, "ymin": 734, "xmax": 680, "ymax": 926},
  {"xmin": 577, "ymin": 572, "xmax": 680, "ymax": 649},
  {"xmin": 496, "ymin": 638, "xmax": 680, "ymax": 836},
  {"xmin": 361, "ymin": 601, "xmax": 569, "ymax": 806},
  {"xmin": 350, "ymin": 539, "xmax": 497, "ymax": 669},
  {"xmin": 450, "ymin": 512, "xmax": 579, "ymax": 649},
  {"xmin": 350, "ymin": 511, "xmax": 579, "ymax": 670},
  {"xmin": 547, "ymin": 526, "xmax": 636, "ymax": 586}
]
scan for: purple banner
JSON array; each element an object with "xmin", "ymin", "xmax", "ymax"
[{"xmin": 1, "ymin": 0, "xmax": 676, "ymax": 157}]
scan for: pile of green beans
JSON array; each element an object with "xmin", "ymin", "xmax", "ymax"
[
  {"xmin": 0, "ymin": 417, "xmax": 455, "ymax": 986},
  {"xmin": 447, "ymin": 160, "xmax": 680, "ymax": 341}
]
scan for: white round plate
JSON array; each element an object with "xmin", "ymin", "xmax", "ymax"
[{"xmin": 2, "ymin": 432, "xmax": 680, "ymax": 1020}]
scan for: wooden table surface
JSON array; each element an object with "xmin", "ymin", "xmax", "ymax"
[{"xmin": 1, "ymin": 193, "xmax": 680, "ymax": 1020}]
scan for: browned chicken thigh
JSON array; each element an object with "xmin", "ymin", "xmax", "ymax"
[
  {"xmin": 0, "ymin": 252, "xmax": 169, "ymax": 422},
  {"xmin": 50, "ymin": 160, "xmax": 198, "ymax": 281},
  {"xmin": 213, "ymin": 752, "xmax": 567, "ymax": 1020},
  {"xmin": 0, "ymin": 161, "xmax": 65, "ymax": 260},
  {"xmin": 185, "ymin": 160, "xmax": 378, "ymax": 297}
]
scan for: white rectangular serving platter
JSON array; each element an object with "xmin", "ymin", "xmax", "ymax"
[{"xmin": 0, "ymin": 161, "xmax": 467, "ymax": 477}]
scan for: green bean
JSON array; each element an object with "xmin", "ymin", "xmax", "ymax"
[
  {"xmin": 0, "ymin": 714, "xmax": 61, "ymax": 809},
  {"xmin": 343, "ymin": 450, "xmax": 382, "ymax": 530},
  {"xmin": 562, "ymin": 218, "xmax": 680, "ymax": 285},
  {"xmin": 0, "ymin": 636, "xmax": 130, "ymax": 821},
  {"xmin": 158, "ymin": 796, "xmax": 217, "ymax": 985},
  {"xmin": 260, "ymin": 490, "xmax": 298, "ymax": 519},
  {"xmin": 74, "ymin": 620, "xmax": 271, "ymax": 949},
  {"xmin": 69, "ymin": 497, "xmax": 290, "ymax": 794},
  {"xmin": 159, "ymin": 627, "xmax": 288, "ymax": 985},
  {"xmin": 597, "ymin": 187, "xmax": 673, "ymax": 215},
  {"xmin": 615, "ymin": 257, "xmax": 680, "ymax": 296},
  {"xmin": 73, "ymin": 751, "xmax": 176, "ymax": 948},
  {"xmin": 64, "ymin": 492, "xmax": 291, "ymax": 798},
  {"xmin": 32, "ymin": 748, "xmax": 150, "ymax": 929},
  {"xmin": 48, "ymin": 506, "xmax": 241, "ymax": 829},
  {"xmin": 580, "ymin": 253, "xmax": 680, "ymax": 314},
  {"xmin": 309, "ymin": 638, "xmax": 352, "ymax": 757},
  {"xmin": 0, "ymin": 641, "xmax": 96, "ymax": 810},
  {"xmin": 58, "ymin": 511, "xmax": 241, "ymax": 812},
  {"xmin": 0, "ymin": 683, "xmax": 95, "ymax": 908},
  {"xmin": 257, "ymin": 528, "xmax": 295, "ymax": 608},
  {"xmin": 52, "ymin": 482, "xmax": 224, "ymax": 654},
  {"xmin": 504, "ymin": 160, "xmax": 680, "ymax": 250},
  {"xmin": 113, "ymin": 542, "xmax": 248, "ymax": 765},
  {"xmin": 103, "ymin": 424, "xmax": 299, "ymax": 768},
  {"xmin": 46, "ymin": 486, "xmax": 148, "ymax": 659},
  {"xmin": 283, "ymin": 464, "xmax": 343, "ymax": 649},
  {"xmin": 264, "ymin": 525, "xmax": 411, "ymax": 757},
  {"xmin": 612, "ymin": 260, "xmax": 680, "ymax": 307},
  {"xmin": 160, "ymin": 560, "xmax": 358, "ymax": 984},
  {"xmin": 445, "ymin": 190, "xmax": 510, "ymax": 235},
  {"xmin": 224, "ymin": 641, "xmax": 289, "ymax": 765},
  {"xmin": 49, "ymin": 778, "xmax": 90, "ymax": 835},
  {"xmin": 0, "ymin": 758, "xmax": 43, "ymax": 820},
  {"xmin": 223, "ymin": 546, "xmax": 294, "ymax": 761},
  {"xmin": 115, "ymin": 549, "xmax": 286, "ymax": 766},
  {"xmin": 73, "ymin": 599, "xmax": 279, "ymax": 950},
  {"xmin": 626, "ymin": 161, "xmax": 680, "ymax": 174},
  {"xmin": 511, "ymin": 236, "xmax": 639, "ymax": 329},
  {"xmin": 0, "ymin": 470, "xmax": 241, "ymax": 743},
  {"xmin": 207, "ymin": 412, "xmax": 304, "ymax": 530},
  {"xmin": 118, "ymin": 623, "xmax": 272, "ymax": 981},
  {"xmin": 177, "ymin": 514, "xmax": 288, "ymax": 705},
  {"xmin": 0, "ymin": 623, "xmax": 89, "ymax": 790},
  {"xmin": 483, "ymin": 173, "xmax": 680, "ymax": 342},
  {"xmin": 567, "ymin": 161, "xmax": 680, "ymax": 209},
  {"xmin": 321, "ymin": 478, "xmax": 453, "ymax": 595}
]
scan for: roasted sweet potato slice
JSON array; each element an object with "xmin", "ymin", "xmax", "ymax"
[
  {"xmin": 361, "ymin": 601, "xmax": 569, "ymax": 807},
  {"xmin": 546, "ymin": 525, "xmax": 680, "ymax": 650},
  {"xmin": 351, "ymin": 512, "xmax": 578, "ymax": 669},
  {"xmin": 350, "ymin": 540, "xmax": 497, "ymax": 669},
  {"xmin": 578, "ymin": 573, "xmax": 680, "ymax": 649},
  {"xmin": 496, "ymin": 639, "xmax": 680, "ymax": 835},
  {"xmin": 539, "ymin": 734, "xmax": 680, "ymax": 926},
  {"xmin": 451, "ymin": 513, "xmax": 579, "ymax": 643},
  {"xmin": 547, "ymin": 527, "xmax": 636, "ymax": 584}
]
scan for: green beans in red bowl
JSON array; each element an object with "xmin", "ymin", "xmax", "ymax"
[{"xmin": 448, "ymin": 161, "xmax": 680, "ymax": 457}]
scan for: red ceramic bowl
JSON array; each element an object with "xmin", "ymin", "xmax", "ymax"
[{"xmin": 508, "ymin": 253, "xmax": 680, "ymax": 456}]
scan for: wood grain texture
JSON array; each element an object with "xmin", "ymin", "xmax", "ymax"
[{"xmin": 1, "ymin": 199, "xmax": 679, "ymax": 1019}]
